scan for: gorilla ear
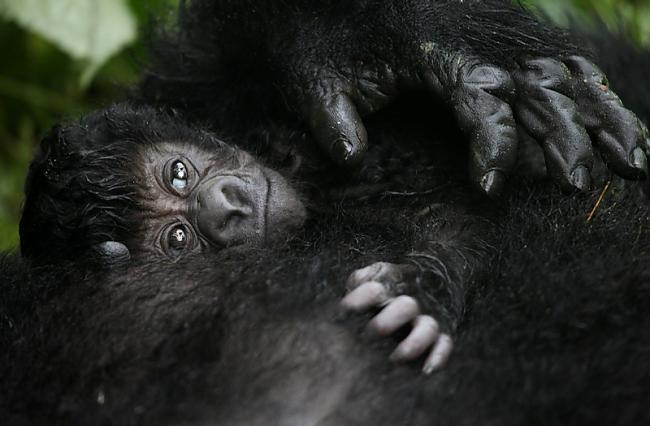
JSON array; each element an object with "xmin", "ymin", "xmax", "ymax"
[{"xmin": 92, "ymin": 241, "xmax": 131, "ymax": 274}]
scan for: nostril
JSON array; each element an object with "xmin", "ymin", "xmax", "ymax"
[
  {"xmin": 222, "ymin": 186, "xmax": 238, "ymax": 205},
  {"xmin": 220, "ymin": 185, "xmax": 252, "ymax": 215}
]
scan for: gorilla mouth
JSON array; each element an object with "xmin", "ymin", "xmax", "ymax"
[{"xmin": 262, "ymin": 171, "xmax": 271, "ymax": 242}]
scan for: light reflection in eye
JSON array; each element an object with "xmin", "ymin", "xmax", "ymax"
[
  {"xmin": 169, "ymin": 226, "xmax": 187, "ymax": 250},
  {"xmin": 171, "ymin": 160, "xmax": 188, "ymax": 189}
]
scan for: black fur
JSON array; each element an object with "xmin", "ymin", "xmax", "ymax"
[
  {"xmin": 4, "ymin": 2, "xmax": 650, "ymax": 425},
  {"xmin": 3, "ymin": 178, "xmax": 650, "ymax": 424},
  {"xmin": 5, "ymin": 89, "xmax": 650, "ymax": 425},
  {"xmin": 140, "ymin": 0, "xmax": 582, "ymax": 134},
  {"xmin": 19, "ymin": 105, "xmax": 231, "ymax": 263}
]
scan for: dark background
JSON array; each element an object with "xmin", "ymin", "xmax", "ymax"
[{"xmin": 0, "ymin": 0, "xmax": 648, "ymax": 250}]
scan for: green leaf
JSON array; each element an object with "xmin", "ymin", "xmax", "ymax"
[{"xmin": 0, "ymin": 0, "xmax": 136, "ymax": 86}]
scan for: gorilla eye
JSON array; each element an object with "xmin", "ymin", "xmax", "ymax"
[
  {"xmin": 168, "ymin": 226, "xmax": 188, "ymax": 250},
  {"xmin": 161, "ymin": 224, "xmax": 196, "ymax": 259},
  {"xmin": 171, "ymin": 160, "xmax": 188, "ymax": 189}
]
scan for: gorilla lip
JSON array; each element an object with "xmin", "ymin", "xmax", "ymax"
[
  {"xmin": 261, "ymin": 169, "xmax": 272, "ymax": 242},
  {"xmin": 251, "ymin": 174, "xmax": 271, "ymax": 238}
]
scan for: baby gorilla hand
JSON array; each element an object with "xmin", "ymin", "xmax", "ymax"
[{"xmin": 340, "ymin": 262, "xmax": 453, "ymax": 374}]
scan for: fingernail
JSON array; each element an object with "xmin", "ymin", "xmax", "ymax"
[
  {"xmin": 389, "ymin": 348, "xmax": 406, "ymax": 363},
  {"xmin": 332, "ymin": 137, "xmax": 354, "ymax": 163},
  {"xmin": 480, "ymin": 170, "xmax": 505, "ymax": 198},
  {"xmin": 422, "ymin": 359, "xmax": 439, "ymax": 375},
  {"xmin": 630, "ymin": 147, "xmax": 648, "ymax": 178},
  {"xmin": 570, "ymin": 166, "xmax": 591, "ymax": 191}
]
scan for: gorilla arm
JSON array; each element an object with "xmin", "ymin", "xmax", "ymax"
[{"xmin": 145, "ymin": 0, "xmax": 648, "ymax": 196}]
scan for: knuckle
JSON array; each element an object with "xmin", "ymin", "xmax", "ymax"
[
  {"xmin": 346, "ymin": 274, "xmax": 362, "ymax": 290},
  {"xmin": 463, "ymin": 64, "xmax": 515, "ymax": 98},
  {"xmin": 522, "ymin": 57, "xmax": 569, "ymax": 78},
  {"xmin": 374, "ymin": 261, "xmax": 392, "ymax": 273},
  {"xmin": 354, "ymin": 262, "xmax": 388, "ymax": 280},
  {"xmin": 564, "ymin": 55, "xmax": 604, "ymax": 81},
  {"xmin": 348, "ymin": 265, "xmax": 375, "ymax": 286},
  {"xmin": 517, "ymin": 57, "xmax": 573, "ymax": 95}
]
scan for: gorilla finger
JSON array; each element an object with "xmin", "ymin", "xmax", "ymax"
[
  {"xmin": 514, "ymin": 58, "xmax": 594, "ymax": 192},
  {"xmin": 346, "ymin": 261, "xmax": 415, "ymax": 292},
  {"xmin": 564, "ymin": 56, "xmax": 647, "ymax": 179},
  {"xmin": 306, "ymin": 92, "xmax": 368, "ymax": 167},
  {"xmin": 340, "ymin": 281, "xmax": 390, "ymax": 312},
  {"xmin": 389, "ymin": 315, "xmax": 440, "ymax": 362},
  {"xmin": 422, "ymin": 333, "xmax": 454, "ymax": 375},
  {"xmin": 367, "ymin": 295, "xmax": 420, "ymax": 337},
  {"xmin": 346, "ymin": 262, "xmax": 386, "ymax": 290},
  {"xmin": 452, "ymin": 64, "xmax": 518, "ymax": 197}
]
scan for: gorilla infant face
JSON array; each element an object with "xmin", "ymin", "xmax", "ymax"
[
  {"xmin": 135, "ymin": 141, "xmax": 306, "ymax": 259},
  {"xmin": 19, "ymin": 104, "xmax": 307, "ymax": 264}
]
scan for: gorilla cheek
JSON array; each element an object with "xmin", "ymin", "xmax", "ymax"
[
  {"xmin": 263, "ymin": 168, "xmax": 307, "ymax": 240},
  {"xmin": 195, "ymin": 174, "xmax": 267, "ymax": 246}
]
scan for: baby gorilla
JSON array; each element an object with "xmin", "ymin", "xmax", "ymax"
[
  {"xmin": 137, "ymin": 141, "xmax": 452, "ymax": 370},
  {"xmin": 21, "ymin": 104, "xmax": 486, "ymax": 372}
]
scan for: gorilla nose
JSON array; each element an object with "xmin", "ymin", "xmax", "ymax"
[{"xmin": 195, "ymin": 175, "xmax": 258, "ymax": 246}]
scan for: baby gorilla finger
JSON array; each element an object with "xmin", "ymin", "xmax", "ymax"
[
  {"xmin": 422, "ymin": 333, "xmax": 454, "ymax": 375},
  {"xmin": 306, "ymin": 92, "xmax": 368, "ymax": 167},
  {"xmin": 389, "ymin": 315, "xmax": 440, "ymax": 362},
  {"xmin": 448, "ymin": 63, "xmax": 518, "ymax": 197},
  {"xmin": 366, "ymin": 295, "xmax": 420, "ymax": 337},
  {"xmin": 346, "ymin": 262, "xmax": 388, "ymax": 290},
  {"xmin": 345, "ymin": 261, "xmax": 415, "ymax": 292},
  {"xmin": 514, "ymin": 58, "xmax": 594, "ymax": 192},
  {"xmin": 340, "ymin": 281, "xmax": 390, "ymax": 312},
  {"xmin": 564, "ymin": 56, "xmax": 648, "ymax": 179}
]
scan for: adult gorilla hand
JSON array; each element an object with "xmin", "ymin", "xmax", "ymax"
[{"xmin": 281, "ymin": 2, "xmax": 648, "ymax": 197}]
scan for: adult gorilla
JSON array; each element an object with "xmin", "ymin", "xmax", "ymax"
[
  {"xmin": 5, "ymin": 79, "xmax": 650, "ymax": 426},
  {"xmin": 141, "ymin": 0, "xmax": 649, "ymax": 196},
  {"xmin": 16, "ymin": 1, "xmax": 650, "ymax": 370}
]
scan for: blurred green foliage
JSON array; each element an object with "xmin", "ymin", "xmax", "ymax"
[
  {"xmin": 0, "ymin": 0, "xmax": 648, "ymax": 251},
  {"xmin": 0, "ymin": 0, "xmax": 174, "ymax": 250},
  {"xmin": 532, "ymin": 0, "xmax": 650, "ymax": 45}
]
